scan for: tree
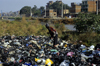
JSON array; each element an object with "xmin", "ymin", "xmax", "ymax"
[
  {"xmin": 33, "ymin": 5, "xmax": 37, "ymax": 10},
  {"xmin": 34, "ymin": 10, "xmax": 41, "ymax": 16},
  {"xmin": 32, "ymin": 5, "xmax": 37, "ymax": 13},
  {"xmin": 20, "ymin": 6, "xmax": 31, "ymax": 16},
  {"xmin": 74, "ymin": 13, "xmax": 100, "ymax": 33},
  {"xmin": 39, "ymin": 6, "xmax": 45, "ymax": 16},
  {"xmin": 32, "ymin": 5, "xmax": 41, "ymax": 16},
  {"xmin": 39, "ymin": 6, "xmax": 45, "ymax": 11},
  {"xmin": 63, "ymin": 4, "xmax": 70, "ymax": 9}
]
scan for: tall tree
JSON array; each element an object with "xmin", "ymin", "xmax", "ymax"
[
  {"xmin": 20, "ymin": 6, "xmax": 31, "ymax": 16},
  {"xmin": 63, "ymin": 4, "xmax": 70, "ymax": 9},
  {"xmin": 32, "ymin": 5, "xmax": 37, "ymax": 13},
  {"xmin": 39, "ymin": 6, "xmax": 45, "ymax": 16},
  {"xmin": 33, "ymin": 5, "xmax": 37, "ymax": 10},
  {"xmin": 39, "ymin": 6, "xmax": 45, "ymax": 11},
  {"xmin": 32, "ymin": 5, "xmax": 41, "ymax": 16}
]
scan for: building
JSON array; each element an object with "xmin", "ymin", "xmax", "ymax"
[
  {"xmin": 98, "ymin": 0, "xmax": 100, "ymax": 12},
  {"xmin": 63, "ymin": 9, "xmax": 69, "ymax": 14},
  {"xmin": 46, "ymin": 9, "xmax": 57, "ymax": 18},
  {"xmin": 70, "ymin": 3, "xmax": 81, "ymax": 14},
  {"xmin": 81, "ymin": 0, "xmax": 97, "ymax": 12},
  {"xmin": 63, "ymin": 9, "xmax": 70, "ymax": 17}
]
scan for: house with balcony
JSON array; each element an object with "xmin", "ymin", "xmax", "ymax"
[{"xmin": 81, "ymin": 0, "xmax": 97, "ymax": 12}]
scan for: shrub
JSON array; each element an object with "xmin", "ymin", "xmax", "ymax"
[{"xmin": 15, "ymin": 17, "xmax": 22, "ymax": 21}]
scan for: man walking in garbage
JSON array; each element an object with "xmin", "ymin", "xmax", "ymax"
[{"xmin": 45, "ymin": 23, "xmax": 58, "ymax": 48}]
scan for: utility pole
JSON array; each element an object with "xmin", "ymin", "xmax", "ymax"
[
  {"xmin": 30, "ymin": 8, "xmax": 32, "ymax": 17},
  {"xmin": 1, "ymin": 10, "xmax": 3, "ymax": 20},
  {"xmin": 1, "ymin": 10, "xmax": 2, "ymax": 17},
  {"xmin": 45, "ymin": 6, "xmax": 46, "ymax": 17},
  {"xmin": 97, "ymin": 0, "xmax": 98, "ymax": 15},
  {"xmin": 61, "ymin": 0, "xmax": 63, "ymax": 18}
]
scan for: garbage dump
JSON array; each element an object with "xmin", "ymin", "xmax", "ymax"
[{"xmin": 0, "ymin": 35, "xmax": 100, "ymax": 66}]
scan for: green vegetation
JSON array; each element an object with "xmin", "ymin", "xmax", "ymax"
[
  {"xmin": 20, "ymin": 5, "xmax": 45, "ymax": 17},
  {"xmin": 15, "ymin": 17, "xmax": 22, "ymax": 21},
  {"xmin": 20, "ymin": 6, "xmax": 32, "ymax": 16},
  {"xmin": 73, "ymin": 13, "xmax": 100, "ymax": 46},
  {"xmin": 0, "ymin": 17, "xmax": 66, "ymax": 38},
  {"xmin": 20, "ymin": 1, "xmax": 70, "ymax": 17},
  {"xmin": 0, "ymin": 13, "xmax": 100, "ymax": 46},
  {"xmin": 74, "ymin": 13, "xmax": 100, "ymax": 33}
]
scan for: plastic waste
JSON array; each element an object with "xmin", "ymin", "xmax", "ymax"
[
  {"xmin": 45, "ymin": 59, "xmax": 53, "ymax": 66},
  {"xmin": 67, "ymin": 52, "xmax": 74, "ymax": 57},
  {"xmin": 59, "ymin": 60, "xmax": 69, "ymax": 66},
  {"xmin": 0, "ymin": 35, "xmax": 99, "ymax": 66}
]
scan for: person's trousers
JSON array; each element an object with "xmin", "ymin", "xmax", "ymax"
[{"xmin": 53, "ymin": 34, "xmax": 58, "ymax": 48}]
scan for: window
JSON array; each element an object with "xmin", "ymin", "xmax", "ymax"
[
  {"xmin": 85, "ymin": 1, "xmax": 87, "ymax": 4},
  {"xmin": 83, "ymin": 1, "xmax": 87, "ymax": 5}
]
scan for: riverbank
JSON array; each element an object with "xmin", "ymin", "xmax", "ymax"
[{"xmin": 0, "ymin": 17, "xmax": 100, "ymax": 46}]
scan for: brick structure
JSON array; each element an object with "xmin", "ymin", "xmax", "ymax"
[
  {"xmin": 46, "ymin": 9, "xmax": 57, "ymax": 18},
  {"xmin": 70, "ymin": 3, "xmax": 81, "ymax": 13},
  {"xmin": 81, "ymin": 0, "xmax": 97, "ymax": 12}
]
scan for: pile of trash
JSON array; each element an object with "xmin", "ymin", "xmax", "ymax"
[{"xmin": 0, "ymin": 35, "xmax": 100, "ymax": 66}]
